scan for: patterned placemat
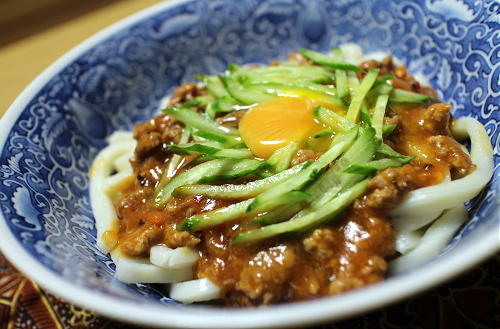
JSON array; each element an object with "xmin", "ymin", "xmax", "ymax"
[{"xmin": 0, "ymin": 253, "xmax": 498, "ymax": 329}]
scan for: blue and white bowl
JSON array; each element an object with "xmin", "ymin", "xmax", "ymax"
[{"xmin": 0, "ymin": 0, "xmax": 498, "ymax": 327}]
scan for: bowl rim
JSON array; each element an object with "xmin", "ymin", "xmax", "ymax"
[{"xmin": 0, "ymin": 0, "xmax": 499, "ymax": 328}]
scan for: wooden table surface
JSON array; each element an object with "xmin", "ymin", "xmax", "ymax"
[
  {"xmin": 0, "ymin": 0, "xmax": 163, "ymax": 116},
  {"xmin": 0, "ymin": 1, "xmax": 498, "ymax": 329}
]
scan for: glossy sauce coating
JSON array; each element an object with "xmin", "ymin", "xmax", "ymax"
[{"xmin": 111, "ymin": 59, "xmax": 474, "ymax": 306}]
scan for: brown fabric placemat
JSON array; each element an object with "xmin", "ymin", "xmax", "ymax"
[{"xmin": 0, "ymin": 253, "xmax": 498, "ymax": 329}]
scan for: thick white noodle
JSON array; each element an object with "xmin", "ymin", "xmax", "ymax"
[
  {"xmin": 107, "ymin": 131, "xmax": 135, "ymax": 144},
  {"xmin": 113, "ymin": 152, "xmax": 133, "ymax": 172},
  {"xmin": 394, "ymin": 229, "xmax": 423, "ymax": 254},
  {"xmin": 90, "ymin": 132, "xmax": 135, "ymax": 253},
  {"xmin": 111, "ymin": 251, "xmax": 193, "ymax": 284},
  {"xmin": 391, "ymin": 117, "xmax": 494, "ymax": 232},
  {"xmin": 150, "ymin": 245, "xmax": 199, "ymax": 269},
  {"xmin": 390, "ymin": 206, "xmax": 469, "ymax": 273},
  {"xmin": 170, "ymin": 278, "xmax": 221, "ymax": 304}
]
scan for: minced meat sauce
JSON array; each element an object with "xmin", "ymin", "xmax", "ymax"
[{"xmin": 111, "ymin": 58, "xmax": 474, "ymax": 306}]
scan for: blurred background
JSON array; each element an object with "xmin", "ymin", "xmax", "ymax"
[{"xmin": 0, "ymin": 0, "xmax": 163, "ymax": 114}]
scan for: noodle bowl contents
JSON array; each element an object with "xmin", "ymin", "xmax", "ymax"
[{"xmin": 89, "ymin": 44, "xmax": 493, "ymax": 306}]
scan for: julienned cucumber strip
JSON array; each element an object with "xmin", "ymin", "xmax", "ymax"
[
  {"xmin": 155, "ymin": 159, "xmax": 267, "ymax": 205},
  {"xmin": 192, "ymin": 130, "xmax": 243, "ymax": 147},
  {"xmin": 252, "ymin": 203, "xmax": 303, "ymax": 225},
  {"xmin": 249, "ymin": 190, "xmax": 311, "ymax": 214},
  {"xmin": 160, "ymin": 126, "xmax": 192, "ymax": 187},
  {"xmin": 301, "ymin": 126, "xmax": 378, "ymax": 210},
  {"xmin": 299, "ymin": 48, "xmax": 363, "ymax": 72},
  {"xmin": 180, "ymin": 199, "xmax": 252, "ymax": 232},
  {"xmin": 212, "ymin": 96, "xmax": 237, "ymax": 112},
  {"xmin": 389, "ymin": 88, "xmax": 431, "ymax": 103},
  {"xmin": 382, "ymin": 124, "xmax": 397, "ymax": 136},
  {"xmin": 242, "ymin": 81, "xmax": 339, "ymax": 99},
  {"xmin": 244, "ymin": 83, "xmax": 345, "ymax": 108},
  {"xmin": 258, "ymin": 82, "xmax": 338, "ymax": 96},
  {"xmin": 167, "ymin": 143, "xmax": 252, "ymax": 159},
  {"xmin": 254, "ymin": 128, "xmax": 380, "ymax": 225},
  {"xmin": 346, "ymin": 69, "xmax": 379, "ymax": 122},
  {"xmin": 221, "ymin": 76, "xmax": 345, "ymax": 108},
  {"xmin": 167, "ymin": 143, "xmax": 221, "ymax": 156},
  {"xmin": 205, "ymin": 76, "xmax": 228, "ymax": 98},
  {"xmin": 234, "ymin": 65, "xmax": 334, "ymax": 84},
  {"xmin": 331, "ymin": 48, "xmax": 349, "ymax": 100},
  {"xmin": 220, "ymin": 76, "xmax": 275, "ymax": 105},
  {"xmin": 360, "ymin": 108, "xmax": 372, "ymax": 126},
  {"xmin": 377, "ymin": 143, "xmax": 410, "ymax": 159},
  {"xmin": 210, "ymin": 148, "xmax": 253, "ymax": 159},
  {"xmin": 344, "ymin": 157, "xmax": 413, "ymax": 175},
  {"xmin": 164, "ymin": 107, "xmax": 239, "ymax": 136},
  {"xmin": 372, "ymin": 94, "xmax": 390, "ymax": 139},
  {"xmin": 375, "ymin": 143, "xmax": 414, "ymax": 164},
  {"xmin": 367, "ymin": 83, "xmax": 393, "ymax": 101},
  {"xmin": 313, "ymin": 106, "xmax": 355, "ymax": 133},
  {"xmin": 231, "ymin": 178, "xmax": 370, "ymax": 244},
  {"xmin": 175, "ymin": 162, "xmax": 309, "ymax": 199},
  {"xmin": 347, "ymin": 71, "xmax": 360, "ymax": 89},
  {"xmin": 198, "ymin": 160, "xmax": 268, "ymax": 183},
  {"xmin": 183, "ymin": 96, "xmax": 210, "ymax": 108},
  {"xmin": 206, "ymin": 96, "xmax": 237, "ymax": 119},
  {"xmin": 180, "ymin": 190, "xmax": 310, "ymax": 232},
  {"xmin": 336, "ymin": 69, "xmax": 348, "ymax": 100},
  {"xmin": 247, "ymin": 127, "xmax": 358, "ymax": 212},
  {"xmin": 267, "ymin": 142, "xmax": 299, "ymax": 173}
]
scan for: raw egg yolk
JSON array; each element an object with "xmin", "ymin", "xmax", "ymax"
[{"xmin": 239, "ymin": 97, "xmax": 323, "ymax": 158}]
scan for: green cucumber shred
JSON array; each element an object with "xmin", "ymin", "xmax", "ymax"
[
  {"xmin": 382, "ymin": 124, "xmax": 397, "ymax": 136},
  {"xmin": 155, "ymin": 158, "xmax": 267, "ymax": 205},
  {"xmin": 175, "ymin": 162, "xmax": 309, "ymax": 199},
  {"xmin": 299, "ymin": 48, "xmax": 363, "ymax": 72},
  {"xmin": 389, "ymin": 88, "xmax": 431, "ymax": 104},
  {"xmin": 231, "ymin": 179, "xmax": 370, "ymax": 244}
]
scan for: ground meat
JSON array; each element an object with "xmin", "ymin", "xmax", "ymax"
[
  {"xmin": 120, "ymin": 224, "xmax": 163, "ymax": 257},
  {"xmin": 234, "ymin": 245, "xmax": 297, "ymax": 305},
  {"xmin": 168, "ymin": 83, "xmax": 205, "ymax": 107},
  {"xmin": 303, "ymin": 228, "xmax": 337, "ymax": 261},
  {"xmin": 359, "ymin": 56, "xmax": 395, "ymax": 76},
  {"xmin": 135, "ymin": 131, "xmax": 161, "ymax": 157},
  {"xmin": 365, "ymin": 164, "xmax": 429, "ymax": 209},
  {"xmin": 328, "ymin": 254, "xmax": 387, "ymax": 295},
  {"xmin": 421, "ymin": 103, "xmax": 451, "ymax": 135},
  {"xmin": 427, "ymin": 135, "xmax": 475, "ymax": 176},
  {"xmin": 133, "ymin": 114, "xmax": 183, "ymax": 152},
  {"xmin": 163, "ymin": 224, "xmax": 200, "ymax": 249},
  {"xmin": 326, "ymin": 201, "xmax": 394, "ymax": 295},
  {"xmin": 131, "ymin": 114, "xmax": 184, "ymax": 186}
]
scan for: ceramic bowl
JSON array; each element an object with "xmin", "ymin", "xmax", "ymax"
[{"xmin": 0, "ymin": 0, "xmax": 498, "ymax": 328}]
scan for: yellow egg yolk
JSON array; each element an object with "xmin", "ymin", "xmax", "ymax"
[{"xmin": 239, "ymin": 97, "xmax": 325, "ymax": 158}]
